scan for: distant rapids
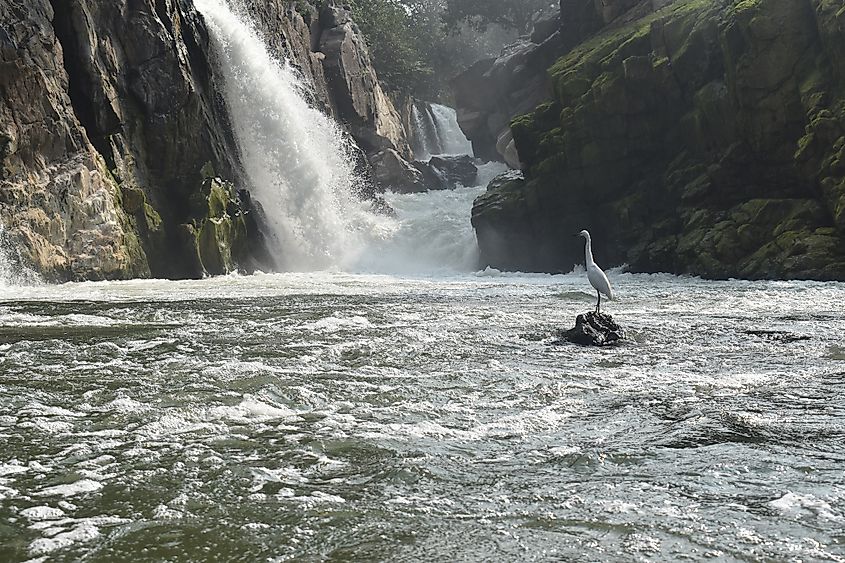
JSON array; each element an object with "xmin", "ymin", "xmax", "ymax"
[{"xmin": 0, "ymin": 272, "xmax": 843, "ymax": 560}]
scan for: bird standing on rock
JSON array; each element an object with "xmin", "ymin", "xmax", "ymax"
[{"xmin": 578, "ymin": 230, "xmax": 614, "ymax": 314}]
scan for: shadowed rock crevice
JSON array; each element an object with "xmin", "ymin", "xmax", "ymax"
[{"xmin": 48, "ymin": 0, "xmax": 119, "ymax": 170}]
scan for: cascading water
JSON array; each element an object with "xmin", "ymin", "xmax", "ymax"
[
  {"xmin": 411, "ymin": 101, "xmax": 473, "ymax": 160},
  {"xmin": 196, "ymin": 0, "xmax": 378, "ymax": 271},
  {"xmin": 410, "ymin": 103, "xmax": 442, "ymax": 160},
  {"xmin": 429, "ymin": 103, "xmax": 474, "ymax": 157},
  {"xmin": 357, "ymin": 161, "xmax": 507, "ymax": 274},
  {"xmin": 198, "ymin": 0, "xmax": 489, "ymax": 276},
  {"xmin": 0, "ymin": 224, "xmax": 39, "ymax": 287},
  {"xmin": 0, "ymin": 227, "xmax": 12, "ymax": 286}
]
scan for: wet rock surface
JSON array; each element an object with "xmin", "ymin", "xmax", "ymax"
[
  {"xmin": 556, "ymin": 312, "xmax": 625, "ymax": 346},
  {"xmin": 412, "ymin": 155, "xmax": 478, "ymax": 192},
  {"xmin": 467, "ymin": 0, "xmax": 845, "ymax": 281},
  {"xmin": 744, "ymin": 330, "xmax": 811, "ymax": 343},
  {"xmin": 0, "ymin": 0, "xmax": 421, "ymax": 281}
]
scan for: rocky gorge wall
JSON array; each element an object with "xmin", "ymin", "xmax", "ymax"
[
  {"xmin": 0, "ymin": 0, "xmax": 414, "ymax": 281},
  {"xmin": 468, "ymin": 0, "xmax": 845, "ymax": 280}
]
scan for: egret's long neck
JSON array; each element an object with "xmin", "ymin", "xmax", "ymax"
[{"xmin": 584, "ymin": 235, "xmax": 595, "ymax": 266}]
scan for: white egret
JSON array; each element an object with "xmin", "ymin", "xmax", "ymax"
[{"xmin": 578, "ymin": 229, "xmax": 614, "ymax": 314}]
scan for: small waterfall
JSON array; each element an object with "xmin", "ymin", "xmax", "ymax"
[
  {"xmin": 197, "ymin": 0, "xmax": 376, "ymax": 271},
  {"xmin": 430, "ymin": 103, "xmax": 474, "ymax": 157},
  {"xmin": 410, "ymin": 103, "xmax": 442, "ymax": 161},
  {"xmin": 411, "ymin": 101, "xmax": 473, "ymax": 160}
]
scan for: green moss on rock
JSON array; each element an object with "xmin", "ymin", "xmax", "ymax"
[
  {"xmin": 184, "ymin": 177, "xmax": 252, "ymax": 276},
  {"xmin": 472, "ymin": 0, "xmax": 845, "ymax": 280}
]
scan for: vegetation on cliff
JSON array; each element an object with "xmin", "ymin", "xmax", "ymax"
[
  {"xmin": 472, "ymin": 0, "xmax": 845, "ymax": 280},
  {"xmin": 342, "ymin": 0, "xmax": 538, "ymax": 99}
]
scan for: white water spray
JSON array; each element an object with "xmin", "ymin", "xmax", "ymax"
[
  {"xmin": 197, "ymin": 0, "xmax": 489, "ymax": 275},
  {"xmin": 0, "ymin": 224, "xmax": 40, "ymax": 287},
  {"xmin": 196, "ymin": 0, "xmax": 375, "ymax": 271},
  {"xmin": 356, "ymin": 162, "xmax": 507, "ymax": 274}
]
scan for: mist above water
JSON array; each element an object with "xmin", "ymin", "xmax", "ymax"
[
  {"xmin": 197, "ymin": 0, "xmax": 376, "ymax": 271},
  {"xmin": 198, "ymin": 0, "xmax": 488, "ymax": 277}
]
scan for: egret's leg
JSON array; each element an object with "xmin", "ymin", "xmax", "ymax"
[{"xmin": 596, "ymin": 290, "xmax": 601, "ymax": 315}]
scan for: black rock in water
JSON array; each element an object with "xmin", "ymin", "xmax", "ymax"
[{"xmin": 556, "ymin": 312, "xmax": 624, "ymax": 346}]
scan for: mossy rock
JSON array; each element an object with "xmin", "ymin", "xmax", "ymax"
[
  {"xmin": 198, "ymin": 216, "xmax": 246, "ymax": 276},
  {"xmin": 120, "ymin": 186, "xmax": 147, "ymax": 215},
  {"xmin": 180, "ymin": 176, "xmax": 254, "ymax": 276},
  {"xmin": 475, "ymin": 0, "xmax": 845, "ymax": 280}
]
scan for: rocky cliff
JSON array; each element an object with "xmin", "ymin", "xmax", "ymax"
[
  {"xmin": 0, "ymin": 0, "xmax": 412, "ymax": 281},
  {"xmin": 469, "ymin": 0, "xmax": 845, "ymax": 280}
]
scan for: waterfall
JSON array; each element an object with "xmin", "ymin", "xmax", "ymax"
[
  {"xmin": 0, "ymin": 224, "xmax": 39, "ymax": 287},
  {"xmin": 197, "ymin": 0, "xmax": 486, "ymax": 276},
  {"xmin": 411, "ymin": 102, "xmax": 473, "ymax": 160},
  {"xmin": 430, "ymin": 103, "xmax": 474, "ymax": 157},
  {"xmin": 410, "ymin": 103, "xmax": 442, "ymax": 160},
  {"xmin": 196, "ymin": 0, "xmax": 376, "ymax": 271}
]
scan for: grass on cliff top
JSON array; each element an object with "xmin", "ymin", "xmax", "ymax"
[{"xmin": 549, "ymin": 0, "xmax": 717, "ymax": 79}]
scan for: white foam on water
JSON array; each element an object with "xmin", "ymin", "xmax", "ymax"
[
  {"xmin": 356, "ymin": 162, "xmax": 508, "ymax": 274},
  {"xmin": 27, "ymin": 516, "xmax": 129, "ymax": 556},
  {"xmin": 209, "ymin": 396, "xmax": 299, "ymax": 422},
  {"xmin": 35, "ymin": 479, "xmax": 103, "ymax": 498},
  {"xmin": 769, "ymin": 492, "xmax": 842, "ymax": 521},
  {"xmin": 20, "ymin": 506, "xmax": 66, "ymax": 521}
]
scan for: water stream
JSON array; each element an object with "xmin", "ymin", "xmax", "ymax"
[{"xmin": 411, "ymin": 102, "xmax": 474, "ymax": 161}]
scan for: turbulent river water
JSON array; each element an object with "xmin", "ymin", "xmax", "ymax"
[{"xmin": 1, "ymin": 269, "xmax": 844, "ymax": 561}]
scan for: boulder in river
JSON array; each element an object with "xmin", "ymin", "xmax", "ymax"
[
  {"xmin": 371, "ymin": 149, "xmax": 427, "ymax": 193},
  {"xmin": 556, "ymin": 312, "xmax": 624, "ymax": 346},
  {"xmin": 413, "ymin": 155, "xmax": 478, "ymax": 191}
]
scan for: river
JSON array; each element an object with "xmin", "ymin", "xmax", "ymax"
[
  {"xmin": 2, "ymin": 0, "xmax": 844, "ymax": 559},
  {"xmin": 0, "ymin": 269, "xmax": 844, "ymax": 561}
]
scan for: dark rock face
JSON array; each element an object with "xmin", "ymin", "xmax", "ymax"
[
  {"xmin": 375, "ymin": 152, "xmax": 479, "ymax": 194},
  {"xmin": 0, "ymin": 0, "xmax": 414, "ymax": 280},
  {"xmin": 0, "ymin": 0, "xmax": 271, "ymax": 280},
  {"xmin": 371, "ymin": 149, "xmax": 427, "ymax": 194},
  {"xmin": 452, "ymin": 0, "xmax": 647, "ymax": 164},
  {"xmin": 412, "ymin": 155, "xmax": 478, "ymax": 192},
  {"xmin": 556, "ymin": 312, "xmax": 624, "ymax": 346},
  {"xmin": 471, "ymin": 0, "xmax": 845, "ymax": 281},
  {"xmin": 428, "ymin": 156, "xmax": 478, "ymax": 187},
  {"xmin": 452, "ymin": 35, "xmax": 561, "ymax": 163}
]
